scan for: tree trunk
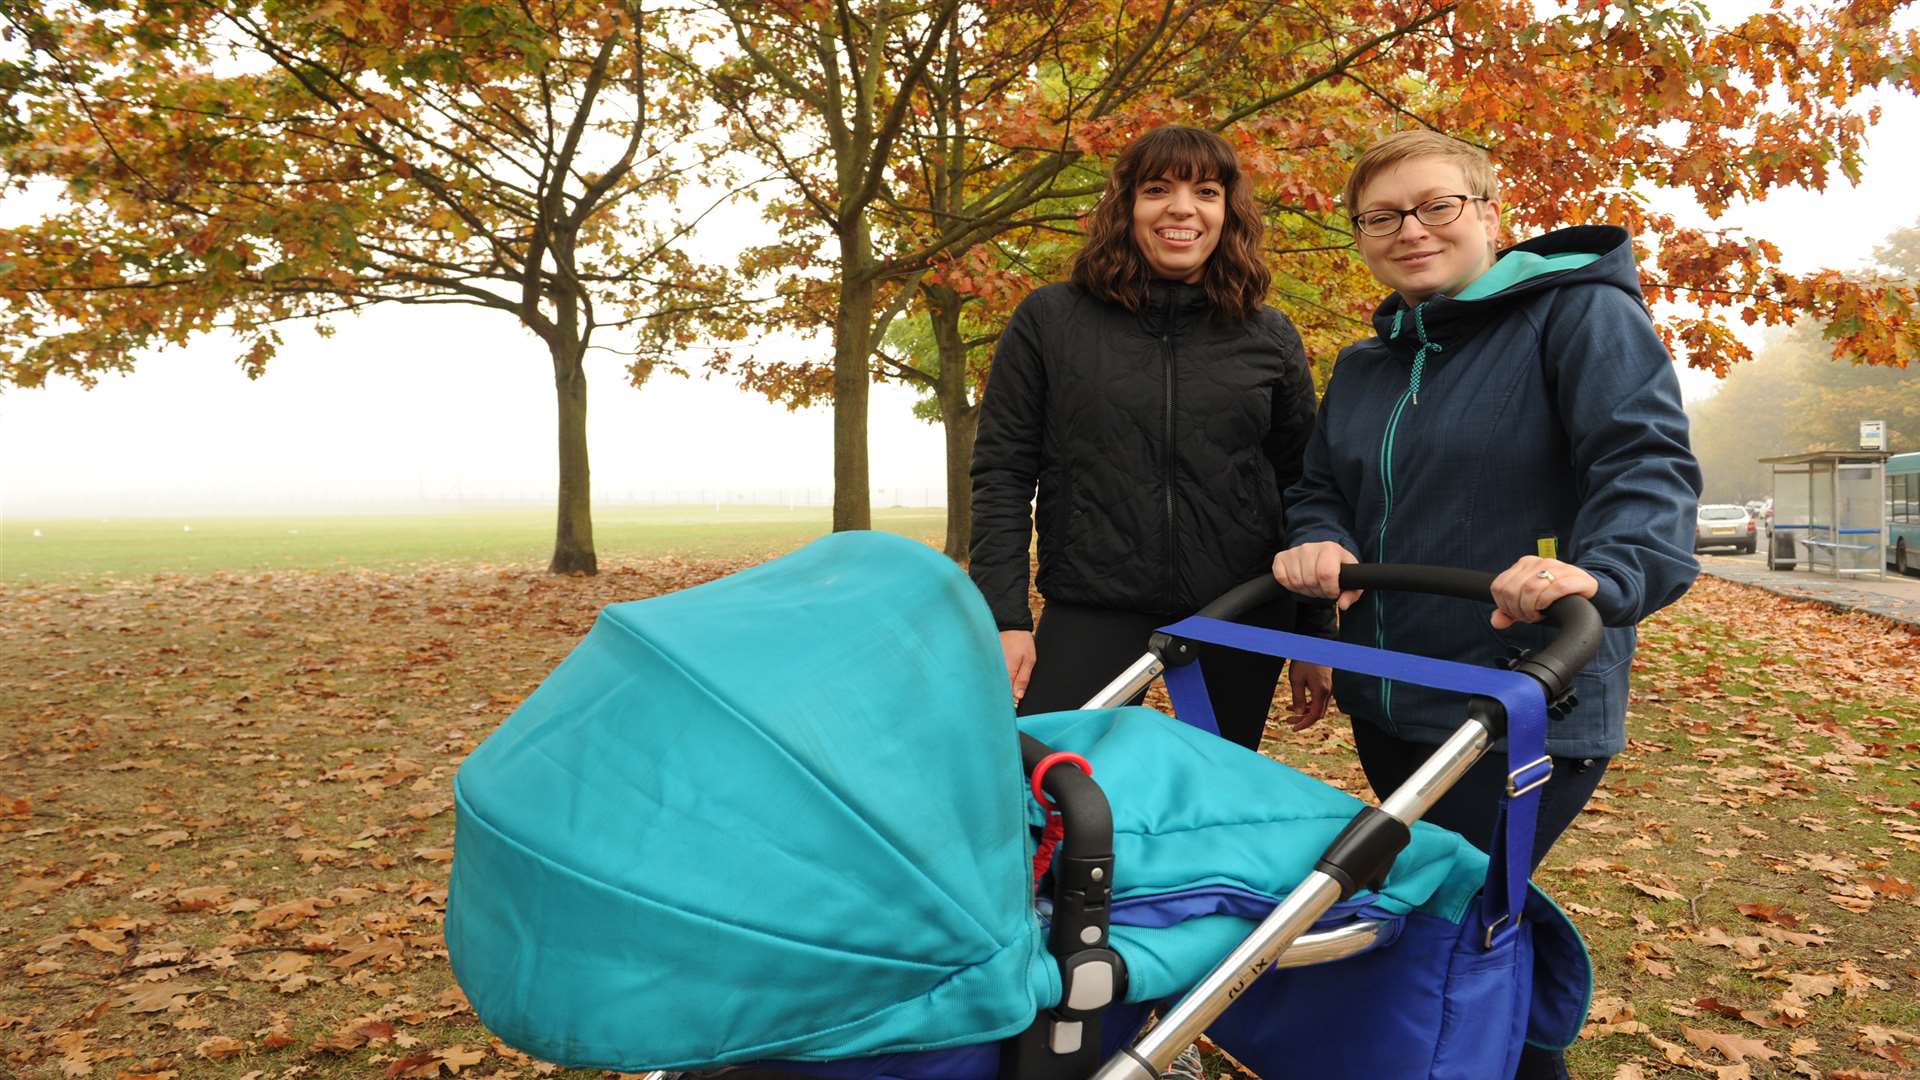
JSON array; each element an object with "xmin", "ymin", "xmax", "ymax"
[
  {"xmin": 548, "ymin": 340, "xmax": 598, "ymax": 574},
  {"xmin": 940, "ymin": 389, "xmax": 980, "ymax": 563},
  {"xmin": 925, "ymin": 284, "xmax": 979, "ymax": 561},
  {"xmin": 833, "ymin": 248, "xmax": 876, "ymax": 533}
]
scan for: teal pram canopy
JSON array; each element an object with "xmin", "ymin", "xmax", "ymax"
[{"xmin": 446, "ymin": 532, "xmax": 1488, "ymax": 1072}]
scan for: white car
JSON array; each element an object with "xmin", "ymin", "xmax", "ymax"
[{"xmin": 1695, "ymin": 504, "xmax": 1756, "ymax": 553}]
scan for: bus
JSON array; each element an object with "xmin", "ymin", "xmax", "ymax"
[{"xmin": 1890, "ymin": 451, "xmax": 1920, "ymax": 576}]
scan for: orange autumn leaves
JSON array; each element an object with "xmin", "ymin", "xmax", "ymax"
[{"xmin": 6, "ymin": 0, "xmax": 1915, "ymax": 398}]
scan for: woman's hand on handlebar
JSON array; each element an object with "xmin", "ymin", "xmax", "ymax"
[
  {"xmin": 999, "ymin": 629, "xmax": 1036, "ymax": 704},
  {"xmin": 1489, "ymin": 557, "xmax": 1597, "ymax": 629},
  {"xmin": 1271, "ymin": 542, "xmax": 1362, "ymax": 612},
  {"xmin": 1285, "ymin": 661, "xmax": 1333, "ymax": 731}
]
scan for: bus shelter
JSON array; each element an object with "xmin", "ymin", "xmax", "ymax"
[{"xmin": 1758, "ymin": 451, "xmax": 1890, "ymax": 578}]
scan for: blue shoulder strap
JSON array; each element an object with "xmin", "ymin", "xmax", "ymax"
[{"xmin": 1155, "ymin": 617, "xmax": 1545, "ymax": 937}]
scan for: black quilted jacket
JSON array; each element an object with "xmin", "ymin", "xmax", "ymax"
[{"xmin": 969, "ymin": 280, "xmax": 1331, "ymax": 634}]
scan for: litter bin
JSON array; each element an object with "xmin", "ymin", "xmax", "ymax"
[{"xmin": 1765, "ymin": 519, "xmax": 1798, "ymax": 571}]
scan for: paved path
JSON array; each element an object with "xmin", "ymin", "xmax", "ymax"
[{"xmin": 1696, "ymin": 552, "xmax": 1920, "ymax": 627}]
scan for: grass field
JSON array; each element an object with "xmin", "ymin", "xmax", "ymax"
[{"xmin": 0, "ymin": 505, "xmax": 950, "ymax": 580}]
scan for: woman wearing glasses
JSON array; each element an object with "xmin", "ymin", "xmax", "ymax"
[{"xmin": 1270, "ymin": 130, "xmax": 1701, "ymax": 1080}]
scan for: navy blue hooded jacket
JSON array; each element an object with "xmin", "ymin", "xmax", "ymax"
[{"xmin": 1285, "ymin": 225, "xmax": 1702, "ymax": 757}]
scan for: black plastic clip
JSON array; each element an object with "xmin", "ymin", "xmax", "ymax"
[
  {"xmin": 1313, "ymin": 806, "xmax": 1411, "ymax": 900},
  {"xmin": 1505, "ymin": 649, "xmax": 1578, "ymax": 720},
  {"xmin": 1147, "ymin": 630, "xmax": 1198, "ymax": 667}
]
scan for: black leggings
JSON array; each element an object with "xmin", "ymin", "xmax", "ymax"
[
  {"xmin": 1016, "ymin": 601, "xmax": 1290, "ymax": 751},
  {"xmin": 1351, "ymin": 720, "xmax": 1608, "ymax": 1080}
]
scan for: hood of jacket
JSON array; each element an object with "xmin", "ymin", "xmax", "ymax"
[{"xmin": 1370, "ymin": 224, "xmax": 1636, "ymax": 369}]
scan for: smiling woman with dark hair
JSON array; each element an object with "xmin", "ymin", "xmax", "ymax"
[
  {"xmin": 968, "ymin": 124, "xmax": 1334, "ymax": 753},
  {"xmin": 1069, "ymin": 124, "xmax": 1273, "ymax": 321}
]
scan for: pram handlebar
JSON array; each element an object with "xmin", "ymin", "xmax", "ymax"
[
  {"xmin": 1337, "ymin": 564, "xmax": 1602, "ymax": 704},
  {"xmin": 1187, "ymin": 564, "xmax": 1602, "ymax": 706},
  {"xmin": 1091, "ymin": 566, "xmax": 1605, "ymax": 1080}
]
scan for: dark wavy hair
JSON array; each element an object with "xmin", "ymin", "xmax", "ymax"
[{"xmin": 1070, "ymin": 125, "xmax": 1270, "ymax": 321}]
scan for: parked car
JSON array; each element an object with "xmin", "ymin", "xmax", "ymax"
[{"xmin": 1695, "ymin": 504, "xmax": 1757, "ymax": 553}]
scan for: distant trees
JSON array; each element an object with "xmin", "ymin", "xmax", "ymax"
[
  {"xmin": 1688, "ymin": 223, "xmax": 1920, "ymax": 502},
  {"xmin": 1687, "ymin": 329, "xmax": 1920, "ymax": 501},
  {"xmin": 1, "ymin": 1, "xmax": 725, "ymax": 573}
]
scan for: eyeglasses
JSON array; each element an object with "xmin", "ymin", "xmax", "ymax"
[{"xmin": 1351, "ymin": 195, "xmax": 1490, "ymax": 237}]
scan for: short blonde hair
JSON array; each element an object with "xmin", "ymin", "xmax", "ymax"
[{"xmin": 1343, "ymin": 131, "xmax": 1497, "ymax": 215}]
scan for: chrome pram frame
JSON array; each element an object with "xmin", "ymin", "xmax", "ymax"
[{"xmin": 642, "ymin": 563, "xmax": 1600, "ymax": 1080}]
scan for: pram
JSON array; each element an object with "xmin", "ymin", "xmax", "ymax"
[{"xmin": 446, "ymin": 532, "xmax": 1599, "ymax": 1079}]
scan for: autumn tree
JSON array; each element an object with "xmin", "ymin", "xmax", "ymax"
[
  {"xmin": 853, "ymin": 0, "xmax": 1463, "ymax": 557},
  {"xmin": 1110, "ymin": 0, "xmax": 1920, "ymax": 376},
  {"xmin": 0, "ymin": 1, "xmax": 724, "ymax": 573},
  {"xmin": 677, "ymin": 0, "xmax": 1915, "ymax": 548},
  {"xmin": 1432, "ymin": 0, "xmax": 1918, "ymax": 375},
  {"xmin": 666, "ymin": 0, "xmax": 1457, "ymax": 538},
  {"xmin": 652, "ymin": 0, "xmax": 956, "ymax": 533},
  {"xmin": 862, "ymin": 9, "xmax": 1095, "ymax": 559}
]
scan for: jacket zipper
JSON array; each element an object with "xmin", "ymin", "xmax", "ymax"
[
  {"xmin": 1162, "ymin": 331, "xmax": 1176, "ymax": 613},
  {"xmin": 1373, "ymin": 304, "xmax": 1441, "ymax": 724},
  {"xmin": 1374, "ymin": 384, "xmax": 1415, "ymax": 723}
]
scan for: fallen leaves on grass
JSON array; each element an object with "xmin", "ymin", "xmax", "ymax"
[
  {"xmin": 1528, "ymin": 579, "xmax": 1920, "ymax": 1076},
  {"xmin": 195, "ymin": 1034, "xmax": 247, "ymax": 1059},
  {"xmin": 310, "ymin": 1016, "xmax": 400, "ymax": 1054},
  {"xmin": 1853, "ymin": 1026, "xmax": 1920, "ymax": 1069},
  {"xmin": 1684, "ymin": 1026, "xmax": 1781, "ymax": 1064},
  {"xmin": 4, "ymin": 559, "xmax": 1916, "ymax": 1079},
  {"xmin": 1735, "ymin": 901, "xmax": 1801, "ymax": 928},
  {"xmin": 385, "ymin": 1044, "xmax": 486, "ymax": 1077},
  {"xmin": 117, "ymin": 982, "xmax": 202, "ymax": 1014},
  {"xmin": 250, "ymin": 895, "xmax": 334, "ymax": 929},
  {"xmin": 3, "ymin": 557, "xmax": 755, "ymax": 1078},
  {"xmin": 1626, "ymin": 874, "xmax": 1688, "ymax": 902}
]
